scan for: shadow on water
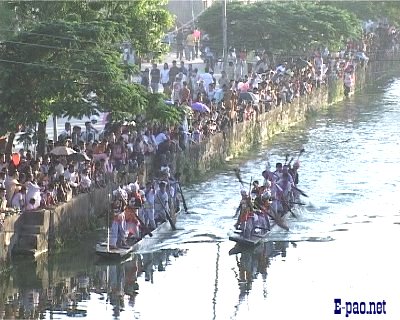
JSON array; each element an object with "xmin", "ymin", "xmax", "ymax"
[{"xmin": 0, "ymin": 247, "xmax": 187, "ymax": 319}]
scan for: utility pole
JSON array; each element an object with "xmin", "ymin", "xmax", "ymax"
[
  {"xmin": 222, "ymin": 0, "xmax": 228, "ymax": 72},
  {"xmin": 53, "ymin": 115, "xmax": 58, "ymax": 143}
]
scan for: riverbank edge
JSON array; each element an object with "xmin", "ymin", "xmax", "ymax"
[{"xmin": 1, "ymin": 54, "xmax": 399, "ymax": 269}]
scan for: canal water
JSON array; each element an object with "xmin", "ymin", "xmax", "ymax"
[{"xmin": 2, "ymin": 77, "xmax": 400, "ymax": 320}]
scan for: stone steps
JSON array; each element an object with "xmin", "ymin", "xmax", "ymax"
[
  {"xmin": 21, "ymin": 224, "xmax": 44, "ymax": 235},
  {"xmin": 12, "ymin": 210, "xmax": 49, "ymax": 257}
]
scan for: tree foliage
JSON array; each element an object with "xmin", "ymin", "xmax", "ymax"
[
  {"xmin": 5, "ymin": 0, "xmax": 173, "ymax": 55},
  {"xmin": 0, "ymin": 1, "xmax": 176, "ymax": 140},
  {"xmin": 145, "ymin": 94, "xmax": 182, "ymax": 126},
  {"xmin": 323, "ymin": 1, "xmax": 400, "ymax": 26},
  {"xmin": 0, "ymin": 19, "xmax": 144, "ymax": 136},
  {"xmin": 198, "ymin": 1, "xmax": 362, "ymax": 54}
]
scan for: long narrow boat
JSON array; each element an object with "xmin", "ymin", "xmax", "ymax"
[
  {"xmin": 228, "ymin": 210, "xmax": 291, "ymax": 247},
  {"xmin": 96, "ymin": 207, "xmax": 181, "ymax": 260},
  {"xmin": 95, "ymin": 242, "xmax": 135, "ymax": 259}
]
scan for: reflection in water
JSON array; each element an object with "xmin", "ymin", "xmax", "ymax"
[
  {"xmin": 230, "ymin": 241, "xmax": 289, "ymax": 317},
  {"xmin": 0, "ymin": 249, "xmax": 187, "ymax": 319}
]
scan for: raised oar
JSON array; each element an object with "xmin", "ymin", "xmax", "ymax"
[
  {"xmin": 297, "ymin": 148, "xmax": 305, "ymax": 160},
  {"xmin": 233, "ymin": 168, "xmax": 245, "ymax": 187},
  {"xmin": 284, "ymin": 153, "xmax": 289, "ymax": 165}
]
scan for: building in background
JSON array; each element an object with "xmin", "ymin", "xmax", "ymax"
[{"xmin": 167, "ymin": 0, "xmax": 214, "ymax": 27}]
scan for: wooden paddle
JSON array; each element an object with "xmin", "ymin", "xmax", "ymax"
[
  {"xmin": 281, "ymin": 196, "xmax": 298, "ymax": 219},
  {"xmin": 267, "ymin": 207, "xmax": 289, "ymax": 231},
  {"xmin": 274, "ymin": 184, "xmax": 298, "ymax": 218},
  {"xmin": 284, "ymin": 153, "xmax": 289, "ymax": 165},
  {"xmin": 297, "ymin": 148, "xmax": 305, "ymax": 161},
  {"xmin": 175, "ymin": 173, "xmax": 189, "ymax": 214},
  {"xmin": 177, "ymin": 182, "xmax": 189, "ymax": 213},
  {"xmin": 289, "ymin": 201, "xmax": 306, "ymax": 205},
  {"xmin": 132, "ymin": 210, "xmax": 153, "ymax": 238},
  {"xmin": 292, "ymin": 185, "xmax": 309, "ymax": 198},
  {"xmin": 233, "ymin": 168, "xmax": 245, "ymax": 187}
]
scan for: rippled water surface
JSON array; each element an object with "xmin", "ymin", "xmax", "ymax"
[{"xmin": 2, "ymin": 78, "xmax": 400, "ymax": 320}]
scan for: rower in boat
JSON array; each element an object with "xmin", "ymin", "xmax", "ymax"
[
  {"xmin": 262, "ymin": 165, "xmax": 277, "ymax": 186},
  {"xmin": 250, "ymin": 180, "xmax": 261, "ymax": 199},
  {"xmin": 142, "ymin": 181, "xmax": 156, "ymax": 231},
  {"xmin": 109, "ymin": 209, "xmax": 127, "ymax": 249},
  {"xmin": 289, "ymin": 160, "xmax": 301, "ymax": 200},
  {"xmin": 125, "ymin": 200, "xmax": 141, "ymax": 241},
  {"xmin": 274, "ymin": 162, "xmax": 283, "ymax": 179},
  {"xmin": 234, "ymin": 190, "xmax": 254, "ymax": 239},
  {"xmin": 253, "ymin": 190, "xmax": 272, "ymax": 232},
  {"xmin": 154, "ymin": 181, "xmax": 169, "ymax": 225},
  {"xmin": 289, "ymin": 161, "xmax": 300, "ymax": 186}
]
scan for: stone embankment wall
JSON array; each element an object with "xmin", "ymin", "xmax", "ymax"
[
  {"xmin": 173, "ymin": 58, "xmax": 398, "ymax": 183},
  {"xmin": 0, "ymin": 55, "xmax": 398, "ymax": 267}
]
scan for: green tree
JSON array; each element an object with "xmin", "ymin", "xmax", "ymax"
[
  {"xmin": 0, "ymin": 1, "xmax": 175, "ymax": 154},
  {"xmin": 0, "ymin": 19, "xmax": 144, "ymax": 155},
  {"xmin": 145, "ymin": 94, "xmax": 182, "ymax": 126},
  {"xmin": 323, "ymin": 1, "xmax": 400, "ymax": 26},
  {"xmin": 198, "ymin": 1, "xmax": 361, "ymax": 55},
  {"xmin": 6, "ymin": 0, "xmax": 173, "ymax": 58}
]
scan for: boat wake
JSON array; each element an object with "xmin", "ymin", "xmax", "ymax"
[{"xmin": 265, "ymin": 233, "xmax": 335, "ymax": 242}]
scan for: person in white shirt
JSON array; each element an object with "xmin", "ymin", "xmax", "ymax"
[
  {"xmin": 160, "ymin": 63, "xmax": 170, "ymax": 94},
  {"xmin": 81, "ymin": 121, "xmax": 98, "ymax": 143},
  {"xmin": 25, "ymin": 180, "xmax": 41, "ymax": 210},
  {"xmin": 276, "ymin": 62, "xmax": 287, "ymax": 75},
  {"xmin": 200, "ymin": 68, "xmax": 214, "ymax": 94},
  {"xmin": 54, "ymin": 160, "xmax": 65, "ymax": 179},
  {"xmin": 80, "ymin": 170, "xmax": 91, "ymax": 192},
  {"xmin": 143, "ymin": 182, "xmax": 156, "ymax": 230},
  {"xmin": 5, "ymin": 171, "xmax": 19, "ymax": 204},
  {"xmin": 58, "ymin": 122, "xmax": 71, "ymax": 141},
  {"xmin": 64, "ymin": 165, "xmax": 80, "ymax": 195},
  {"xmin": 154, "ymin": 181, "xmax": 169, "ymax": 224},
  {"xmin": 10, "ymin": 185, "xmax": 24, "ymax": 210}
]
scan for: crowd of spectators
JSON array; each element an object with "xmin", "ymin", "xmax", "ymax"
[
  {"xmin": 0, "ymin": 22, "xmax": 398, "ymax": 232},
  {"xmin": 142, "ymin": 23, "xmax": 398, "ymax": 150}
]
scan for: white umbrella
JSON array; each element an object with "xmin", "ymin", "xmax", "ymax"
[{"xmin": 50, "ymin": 146, "xmax": 76, "ymax": 156}]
